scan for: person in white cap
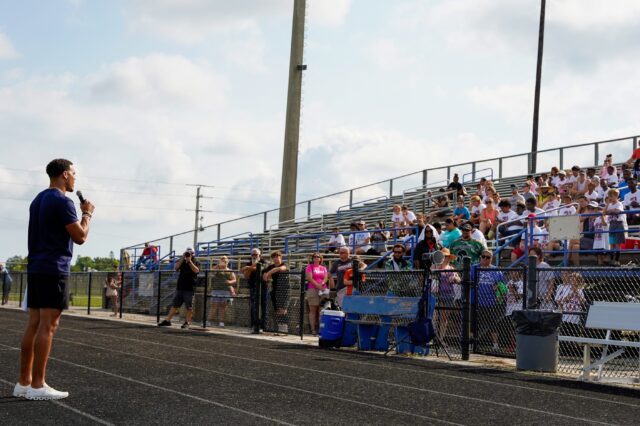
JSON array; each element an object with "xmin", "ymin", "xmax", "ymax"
[{"xmin": 158, "ymin": 247, "xmax": 200, "ymax": 329}]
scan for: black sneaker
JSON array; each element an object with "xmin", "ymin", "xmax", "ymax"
[
  {"xmin": 181, "ymin": 322, "xmax": 190, "ymax": 329},
  {"xmin": 158, "ymin": 320, "xmax": 171, "ymax": 327}
]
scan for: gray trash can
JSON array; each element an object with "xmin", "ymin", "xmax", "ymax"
[{"xmin": 512, "ymin": 310, "xmax": 563, "ymax": 372}]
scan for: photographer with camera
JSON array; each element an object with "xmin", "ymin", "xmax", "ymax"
[{"xmin": 158, "ymin": 247, "xmax": 200, "ymax": 329}]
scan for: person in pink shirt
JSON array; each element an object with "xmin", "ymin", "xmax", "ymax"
[{"xmin": 305, "ymin": 252, "xmax": 329, "ymax": 335}]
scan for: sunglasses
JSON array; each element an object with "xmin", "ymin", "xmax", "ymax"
[{"xmin": 480, "ymin": 255, "xmax": 492, "ymax": 259}]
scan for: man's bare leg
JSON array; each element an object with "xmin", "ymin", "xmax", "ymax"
[
  {"xmin": 19, "ymin": 309, "xmax": 41, "ymax": 386},
  {"xmin": 30, "ymin": 308, "xmax": 62, "ymax": 389}
]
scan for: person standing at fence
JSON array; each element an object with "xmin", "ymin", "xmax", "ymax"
[
  {"xmin": 158, "ymin": 247, "xmax": 200, "ymax": 329},
  {"xmin": 554, "ymin": 272, "xmax": 586, "ymax": 337},
  {"xmin": 242, "ymin": 249, "xmax": 267, "ymax": 333},
  {"xmin": 329, "ymin": 247, "xmax": 353, "ymax": 308},
  {"xmin": 1, "ymin": 263, "xmax": 12, "ymax": 305},
  {"xmin": 473, "ymin": 251, "xmax": 506, "ymax": 352},
  {"xmin": 263, "ymin": 251, "xmax": 289, "ymax": 333},
  {"xmin": 15, "ymin": 158, "xmax": 94, "ymax": 400},
  {"xmin": 305, "ymin": 253, "xmax": 329, "ymax": 335},
  {"xmin": 207, "ymin": 256, "xmax": 236, "ymax": 327},
  {"xmin": 105, "ymin": 273, "xmax": 121, "ymax": 317}
]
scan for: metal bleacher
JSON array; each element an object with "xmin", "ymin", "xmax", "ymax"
[{"xmin": 122, "ymin": 135, "xmax": 640, "ymax": 268}]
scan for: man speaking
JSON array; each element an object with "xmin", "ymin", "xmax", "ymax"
[{"xmin": 14, "ymin": 159, "xmax": 94, "ymax": 400}]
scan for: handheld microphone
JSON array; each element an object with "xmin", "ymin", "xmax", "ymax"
[{"xmin": 76, "ymin": 190, "xmax": 86, "ymax": 204}]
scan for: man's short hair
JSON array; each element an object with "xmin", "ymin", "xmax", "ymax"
[
  {"xmin": 46, "ymin": 159, "xmax": 73, "ymax": 178},
  {"xmin": 498, "ymin": 199, "xmax": 511, "ymax": 208},
  {"xmin": 392, "ymin": 243, "xmax": 405, "ymax": 253},
  {"xmin": 525, "ymin": 198, "xmax": 537, "ymax": 205}
]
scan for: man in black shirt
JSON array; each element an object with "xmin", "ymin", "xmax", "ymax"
[
  {"xmin": 262, "ymin": 251, "xmax": 289, "ymax": 332},
  {"xmin": 241, "ymin": 248, "xmax": 268, "ymax": 333},
  {"xmin": 158, "ymin": 247, "xmax": 200, "ymax": 329}
]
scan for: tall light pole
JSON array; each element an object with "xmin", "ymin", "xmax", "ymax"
[
  {"xmin": 279, "ymin": 0, "xmax": 306, "ymax": 223},
  {"xmin": 530, "ymin": 0, "xmax": 546, "ymax": 174}
]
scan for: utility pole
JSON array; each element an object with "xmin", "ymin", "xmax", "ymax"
[
  {"xmin": 186, "ymin": 184, "xmax": 214, "ymax": 250},
  {"xmin": 279, "ymin": 0, "xmax": 307, "ymax": 223},
  {"xmin": 530, "ymin": 0, "xmax": 546, "ymax": 174}
]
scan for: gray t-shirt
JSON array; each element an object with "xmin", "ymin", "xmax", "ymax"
[{"xmin": 330, "ymin": 259, "xmax": 352, "ymax": 292}]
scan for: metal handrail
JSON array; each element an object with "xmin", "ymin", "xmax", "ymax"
[
  {"xmin": 336, "ymin": 195, "xmax": 389, "ymax": 223},
  {"xmin": 123, "ymin": 134, "xmax": 639, "ymax": 251},
  {"xmin": 402, "ymin": 180, "xmax": 450, "ymax": 199},
  {"xmin": 267, "ymin": 213, "xmax": 325, "ymax": 248},
  {"xmin": 462, "ymin": 168, "xmax": 493, "ymax": 185}
]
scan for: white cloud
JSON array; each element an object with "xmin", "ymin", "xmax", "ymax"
[
  {"xmin": 548, "ymin": 0, "xmax": 640, "ymax": 30},
  {"xmin": 85, "ymin": 53, "xmax": 228, "ymax": 109},
  {"xmin": 467, "ymin": 56, "xmax": 640, "ymax": 143},
  {"xmin": 127, "ymin": 0, "xmax": 289, "ymax": 44},
  {"xmin": 0, "ymin": 53, "xmax": 285, "ymax": 255},
  {"xmin": 0, "ymin": 30, "xmax": 18, "ymax": 59},
  {"xmin": 365, "ymin": 38, "xmax": 418, "ymax": 70},
  {"xmin": 308, "ymin": 0, "xmax": 351, "ymax": 28}
]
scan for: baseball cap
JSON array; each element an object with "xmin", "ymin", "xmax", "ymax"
[
  {"xmin": 185, "ymin": 247, "xmax": 194, "ymax": 253},
  {"xmin": 460, "ymin": 223, "xmax": 473, "ymax": 231},
  {"xmin": 587, "ymin": 201, "xmax": 599, "ymax": 208},
  {"xmin": 510, "ymin": 184, "xmax": 517, "ymax": 189}
]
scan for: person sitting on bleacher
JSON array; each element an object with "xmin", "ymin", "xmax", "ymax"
[
  {"xmin": 440, "ymin": 218, "xmax": 462, "ymax": 248},
  {"xmin": 558, "ymin": 193, "xmax": 577, "ymax": 216},
  {"xmin": 596, "ymin": 178, "xmax": 610, "ymax": 202},
  {"xmin": 353, "ymin": 220, "xmax": 372, "ymax": 255},
  {"xmin": 618, "ymin": 168, "xmax": 633, "ymax": 200},
  {"xmin": 521, "ymin": 182, "xmax": 537, "ymax": 202},
  {"xmin": 402, "ymin": 205, "xmax": 417, "ymax": 226},
  {"xmin": 449, "ymin": 223, "xmax": 486, "ymax": 265},
  {"xmin": 413, "ymin": 225, "xmax": 442, "ymax": 269},
  {"xmin": 326, "ymin": 227, "xmax": 346, "ymax": 253},
  {"xmin": 469, "ymin": 195, "xmax": 485, "ymax": 227},
  {"xmin": 347, "ymin": 222, "xmax": 357, "ymax": 251},
  {"xmin": 496, "ymin": 200, "xmax": 522, "ymax": 246},
  {"xmin": 602, "ymin": 164, "xmax": 620, "ymax": 186},
  {"xmin": 385, "ymin": 244, "xmax": 412, "ymax": 271},
  {"xmin": 572, "ymin": 169, "xmax": 589, "ymax": 196},
  {"xmin": 329, "ymin": 247, "xmax": 352, "ymax": 308},
  {"xmin": 509, "ymin": 184, "xmax": 525, "ymax": 206},
  {"xmin": 136, "ymin": 242, "xmax": 158, "ymax": 270},
  {"xmin": 452, "ymin": 197, "xmax": 470, "ymax": 225},
  {"xmin": 431, "ymin": 190, "xmax": 451, "ymax": 220},
  {"xmin": 479, "ymin": 199, "xmax": 498, "ymax": 238},
  {"xmin": 584, "ymin": 180, "xmax": 600, "ymax": 202},
  {"xmin": 370, "ymin": 221, "xmax": 390, "ymax": 255},
  {"xmin": 622, "ymin": 178, "xmax": 640, "ymax": 225},
  {"xmin": 390, "ymin": 204, "xmax": 404, "ymax": 230}
]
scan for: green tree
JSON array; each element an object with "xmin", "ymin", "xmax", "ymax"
[
  {"xmin": 5, "ymin": 255, "xmax": 27, "ymax": 272},
  {"xmin": 72, "ymin": 256, "xmax": 95, "ymax": 272},
  {"xmin": 93, "ymin": 257, "xmax": 119, "ymax": 271}
]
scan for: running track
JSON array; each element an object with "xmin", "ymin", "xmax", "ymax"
[{"xmin": 0, "ymin": 309, "xmax": 638, "ymax": 425}]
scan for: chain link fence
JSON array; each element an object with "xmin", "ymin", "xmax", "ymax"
[
  {"xmin": 539, "ymin": 267, "xmax": 640, "ymax": 379},
  {"xmin": 472, "ymin": 267, "xmax": 527, "ymax": 357}
]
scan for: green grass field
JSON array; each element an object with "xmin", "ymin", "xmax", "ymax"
[{"xmin": 6, "ymin": 293, "xmax": 103, "ymax": 308}]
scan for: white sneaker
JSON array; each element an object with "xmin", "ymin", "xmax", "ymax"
[
  {"xmin": 218, "ymin": 322, "xmax": 225, "ymax": 327},
  {"xmin": 278, "ymin": 324, "xmax": 289, "ymax": 333},
  {"xmin": 25, "ymin": 383, "xmax": 69, "ymax": 400},
  {"xmin": 13, "ymin": 382, "xmax": 30, "ymax": 398}
]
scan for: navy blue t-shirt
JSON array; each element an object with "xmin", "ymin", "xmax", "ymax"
[{"xmin": 28, "ymin": 188, "xmax": 78, "ymax": 274}]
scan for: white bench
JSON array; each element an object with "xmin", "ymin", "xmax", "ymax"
[{"xmin": 558, "ymin": 301, "xmax": 640, "ymax": 383}]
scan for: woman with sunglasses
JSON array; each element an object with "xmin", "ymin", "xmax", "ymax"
[
  {"xmin": 305, "ymin": 253, "xmax": 328, "ymax": 335},
  {"xmin": 479, "ymin": 199, "xmax": 498, "ymax": 238}
]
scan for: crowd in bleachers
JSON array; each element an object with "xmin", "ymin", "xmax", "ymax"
[{"xmin": 326, "ymin": 152, "xmax": 640, "ymax": 269}]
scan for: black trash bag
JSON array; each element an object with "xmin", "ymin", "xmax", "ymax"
[{"xmin": 511, "ymin": 310, "xmax": 563, "ymax": 336}]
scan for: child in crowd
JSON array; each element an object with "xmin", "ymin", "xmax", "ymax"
[
  {"xmin": 452, "ymin": 197, "xmax": 470, "ymax": 224},
  {"xmin": 603, "ymin": 189, "xmax": 627, "ymax": 266},
  {"xmin": 592, "ymin": 203, "xmax": 610, "ymax": 265}
]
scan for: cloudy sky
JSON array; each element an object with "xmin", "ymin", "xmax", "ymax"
[{"xmin": 1, "ymin": 0, "xmax": 639, "ymax": 263}]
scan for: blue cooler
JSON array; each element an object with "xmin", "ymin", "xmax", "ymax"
[{"xmin": 319, "ymin": 310, "xmax": 345, "ymax": 347}]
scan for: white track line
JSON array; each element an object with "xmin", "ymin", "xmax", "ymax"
[
  {"xmin": 81, "ymin": 318, "xmax": 640, "ymax": 409},
  {"xmin": 0, "ymin": 345, "xmax": 293, "ymax": 425},
  {"xmin": 0, "ymin": 326, "xmax": 613, "ymax": 425},
  {"xmin": 0, "ymin": 340, "xmax": 454, "ymax": 426},
  {"xmin": 0, "ymin": 377, "xmax": 115, "ymax": 426},
  {"xmin": 9, "ymin": 315, "xmax": 638, "ymax": 410}
]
